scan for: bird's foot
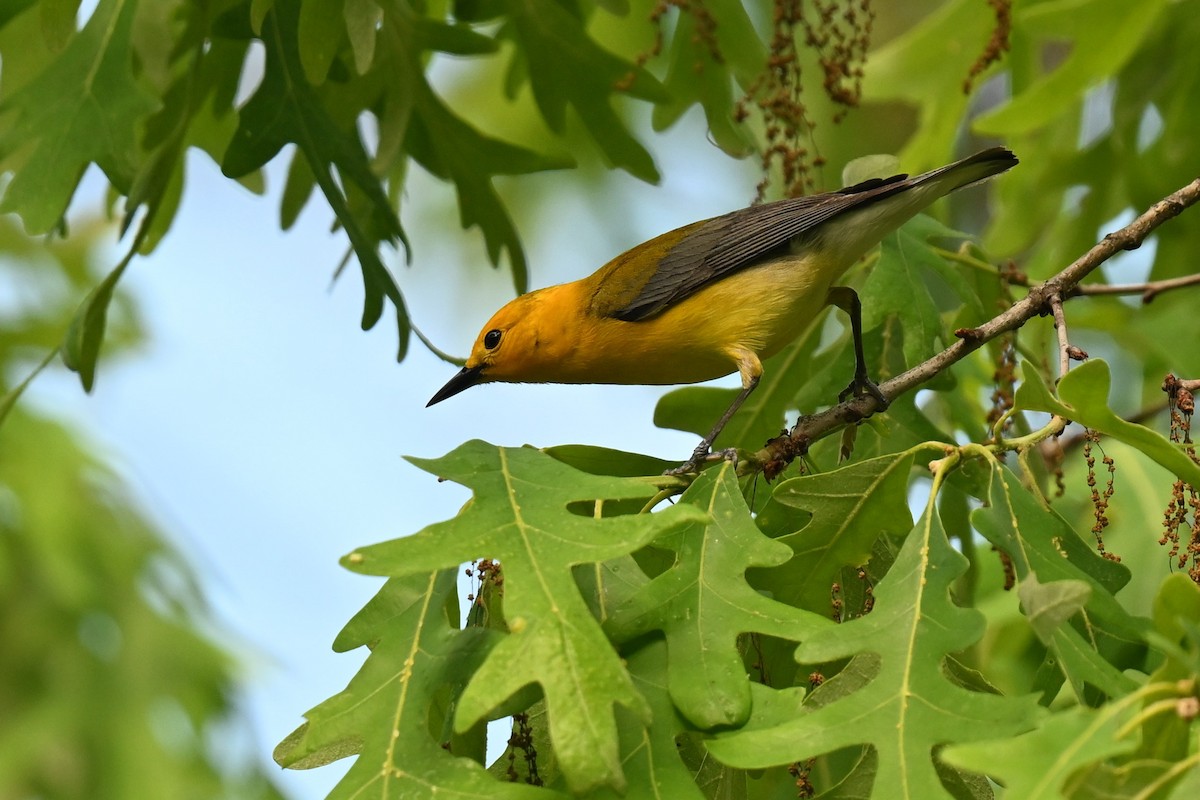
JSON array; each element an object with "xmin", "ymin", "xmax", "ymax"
[
  {"xmin": 838, "ymin": 373, "xmax": 890, "ymax": 410},
  {"xmin": 665, "ymin": 442, "xmax": 739, "ymax": 476}
]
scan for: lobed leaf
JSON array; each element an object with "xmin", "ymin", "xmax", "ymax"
[
  {"xmin": 500, "ymin": 0, "xmax": 666, "ymax": 182},
  {"xmin": 605, "ymin": 463, "xmax": 830, "ymax": 729},
  {"xmin": 1015, "ymin": 359, "xmax": 1200, "ymax": 488},
  {"xmin": 975, "ymin": 0, "xmax": 1171, "ymax": 136},
  {"xmin": 972, "ymin": 458, "xmax": 1145, "ymax": 701},
  {"xmin": 0, "ymin": 0, "xmax": 156, "ymax": 233},
  {"xmin": 341, "ymin": 440, "xmax": 706, "ymax": 794},
  {"xmin": 862, "ymin": 216, "xmax": 985, "ymax": 369},
  {"xmin": 276, "ymin": 569, "xmax": 558, "ymax": 799},
  {"xmin": 375, "ymin": 3, "xmax": 573, "ymax": 296},
  {"xmin": 754, "ymin": 452, "xmax": 917, "ymax": 616},
  {"xmin": 222, "ymin": 1, "xmax": 411, "ymax": 355},
  {"xmin": 941, "ymin": 698, "xmax": 1143, "ymax": 800},
  {"xmin": 707, "ymin": 492, "xmax": 1041, "ymax": 799},
  {"xmin": 650, "ymin": 0, "xmax": 762, "ymax": 156}
]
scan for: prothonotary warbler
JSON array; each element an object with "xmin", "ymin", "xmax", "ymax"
[{"xmin": 429, "ymin": 147, "xmax": 1017, "ymax": 472}]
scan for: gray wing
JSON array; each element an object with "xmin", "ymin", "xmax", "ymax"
[
  {"xmin": 608, "ymin": 146, "xmax": 1018, "ymax": 322},
  {"xmin": 610, "ymin": 174, "xmax": 907, "ymax": 321}
]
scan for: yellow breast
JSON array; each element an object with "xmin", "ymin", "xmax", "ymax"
[{"xmin": 555, "ymin": 250, "xmax": 838, "ymax": 386}]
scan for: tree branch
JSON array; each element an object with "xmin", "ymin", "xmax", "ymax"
[
  {"xmin": 1068, "ymin": 272, "xmax": 1200, "ymax": 302},
  {"xmin": 748, "ymin": 174, "xmax": 1200, "ymax": 479},
  {"xmin": 1049, "ymin": 293, "xmax": 1070, "ymax": 379}
]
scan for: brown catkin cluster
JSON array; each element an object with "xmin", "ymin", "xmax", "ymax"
[
  {"xmin": 987, "ymin": 264, "xmax": 1021, "ymax": 438},
  {"xmin": 803, "ymin": 0, "xmax": 873, "ymax": 120},
  {"xmin": 1083, "ymin": 429, "xmax": 1120, "ymax": 562},
  {"xmin": 464, "ymin": 558, "xmax": 503, "ymax": 605},
  {"xmin": 857, "ymin": 566, "xmax": 875, "ymax": 615},
  {"xmin": 963, "ymin": 0, "xmax": 1012, "ymax": 93},
  {"xmin": 830, "ymin": 568, "xmax": 875, "ymax": 622},
  {"xmin": 1160, "ymin": 374, "xmax": 1200, "ymax": 582},
  {"xmin": 788, "ymin": 758, "xmax": 817, "ymax": 797},
  {"xmin": 504, "ymin": 713, "xmax": 543, "ymax": 785},
  {"xmin": 987, "ymin": 334, "xmax": 1017, "ymax": 432},
  {"xmin": 736, "ymin": 0, "xmax": 874, "ymax": 200},
  {"xmin": 996, "ymin": 546, "xmax": 1016, "ymax": 591},
  {"xmin": 634, "ymin": 0, "xmax": 722, "ymax": 70}
]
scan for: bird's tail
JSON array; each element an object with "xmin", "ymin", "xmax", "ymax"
[
  {"xmin": 909, "ymin": 146, "xmax": 1019, "ymax": 195},
  {"xmin": 820, "ymin": 147, "xmax": 1017, "ymax": 261}
]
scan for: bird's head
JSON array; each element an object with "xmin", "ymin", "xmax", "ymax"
[{"xmin": 427, "ymin": 288, "xmax": 573, "ymax": 406}]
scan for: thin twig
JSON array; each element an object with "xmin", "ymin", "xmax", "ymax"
[
  {"xmin": 1069, "ymin": 272, "xmax": 1200, "ymax": 303},
  {"xmin": 1049, "ymin": 292, "xmax": 1070, "ymax": 379},
  {"xmin": 745, "ymin": 174, "xmax": 1200, "ymax": 476}
]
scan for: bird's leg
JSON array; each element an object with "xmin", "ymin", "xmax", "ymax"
[
  {"xmin": 667, "ymin": 377, "xmax": 759, "ymax": 476},
  {"xmin": 827, "ymin": 286, "xmax": 889, "ymax": 409},
  {"xmin": 667, "ymin": 350, "xmax": 762, "ymax": 475}
]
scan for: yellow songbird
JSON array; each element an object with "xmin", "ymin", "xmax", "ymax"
[{"xmin": 429, "ymin": 148, "xmax": 1017, "ymax": 472}]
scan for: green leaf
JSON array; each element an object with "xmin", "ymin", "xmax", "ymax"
[
  {"xmin": 331, "ymin": 572, "xmax": 455, "ymax": 653},
  {"xmin": 1151, "ymin": 575, "xmax": 1200, "ymax": 673},
  {"xmin": 584, "ymin": 640, "xmax": 710, "ymax": 800},
  {"xmin": 754, "ymin": 452, "xmax": 917, "ymax": 616},
  {"xmin": 605, "ymin": 463, "xmax": 830, "ymax": 729},
  {"xmin": 276, "ymin": 569, "xmax": 557, "ymax": 798},
  {"xmin": 707, "ymin": 494, "xmax": 1041, "ymax": 800},
  {"xmin": 222, "ymin": 1, "xmax": 411, "ymax": 356},
  {"xmin": 343, "ymin": 0, "xmax": 381, "ymax": 73},
  {"xmin": 862, "ymin": 221, "xmax": 951, "ymax": 368},
  {"xmin": 376, "ymin": 3, "xmax": 573, "ymax": 295},
  {"xmin": 501, "ymin": 0, "xmax": 666, "ymax": 181},
  {"xmin": 971, "ymin": 459, "xmax": 1144, "ymax": 701},
  {"xmin": 401, "ymin": 79, "xmax": 570, "ymax": 295},
  {"xmin": 0, "ymin": 0, "xmax": 157, "ymax": 233},
  {"xmin": 0, "ymin": 0, "xmax": 36, "ymax": 32},
  {"xmin": 297, "ymin": 0, "xmax": 346, "ymax": 85},
  {"xmin": 976, "ymin": 0, "xmax": 1171, "ymax": 136},
  {"xmin": 860, "ymin": 0, "xmax": 997, "ymax": 165},
  {"xmin": 250, "ymin": 0, "xmax": 275, "ymax": 34},
  {"xmin": 39, "ymin": 0, "xmax": 77, "ymax": 51},
  {"xmin": 125, "ymin": 19, "xmax": 250, "ymax": 251},
  {"xmin": 1015, "ymin": 359, "xmax": 1200, "ymax": 488},
  {"xmin": 941, "ymin": 697, "xmax": 1143, "ymax": 800},
  {"xmin": 342, "ymin": 441, "xmax": 707, "ymax": 794},
  {"xmin": 60, "ymin": 251, "xmax": 133, "ymax": 392},
  {"xmin": 1018, "ymin": 575, "xmax": 1093, "ymax": 646},
  {"xmin": 651, "ymin": 0, "xmax": 760, "ymax": 156},
  {"xmin": 279, "ymin": 148, "xmax": 316, "ymax": 230},
  {"xmin": 1138, "ymin": 576, "xmax": 1200, "ymax": 769},
  {"xmin": 862, "ymin": 215, "xmax": 988, "ymax": 368},
  {"xmin": 542, "ymin": 444, "xmax": 675, "ymax": 478}
]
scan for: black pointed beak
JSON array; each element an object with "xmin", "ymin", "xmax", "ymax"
[{"xmin": 427, "ymin": 365, "xmax": 485, "ymax": 406}]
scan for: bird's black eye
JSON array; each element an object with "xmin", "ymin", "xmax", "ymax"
[{"xmin": 483, "ymin": 329, "xmax": 502, "ymax": 350}]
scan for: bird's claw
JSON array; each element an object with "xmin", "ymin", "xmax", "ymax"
[
  {"xmin": 665, "ymin": 444, "xmax": 739, "ymax": 476},
  {"xmin": 839, "ymin": 374, "xmax": 889, "ymax": 410}
]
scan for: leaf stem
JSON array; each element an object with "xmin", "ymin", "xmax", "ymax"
[
  {"xmin": 1131, "ymin": 752, "xmax": 1200, "ymax": 800},
  {"xmin": 930, "ymin": 244, "xmax": 1001, "ymax": 276},
  {"xmin": 0, "ymin": 347, "xmax": 59, "ymax": 428},
  {"xmin": 1115, "ymin": 694, "xmax": 1194, "ymax": 741}
]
